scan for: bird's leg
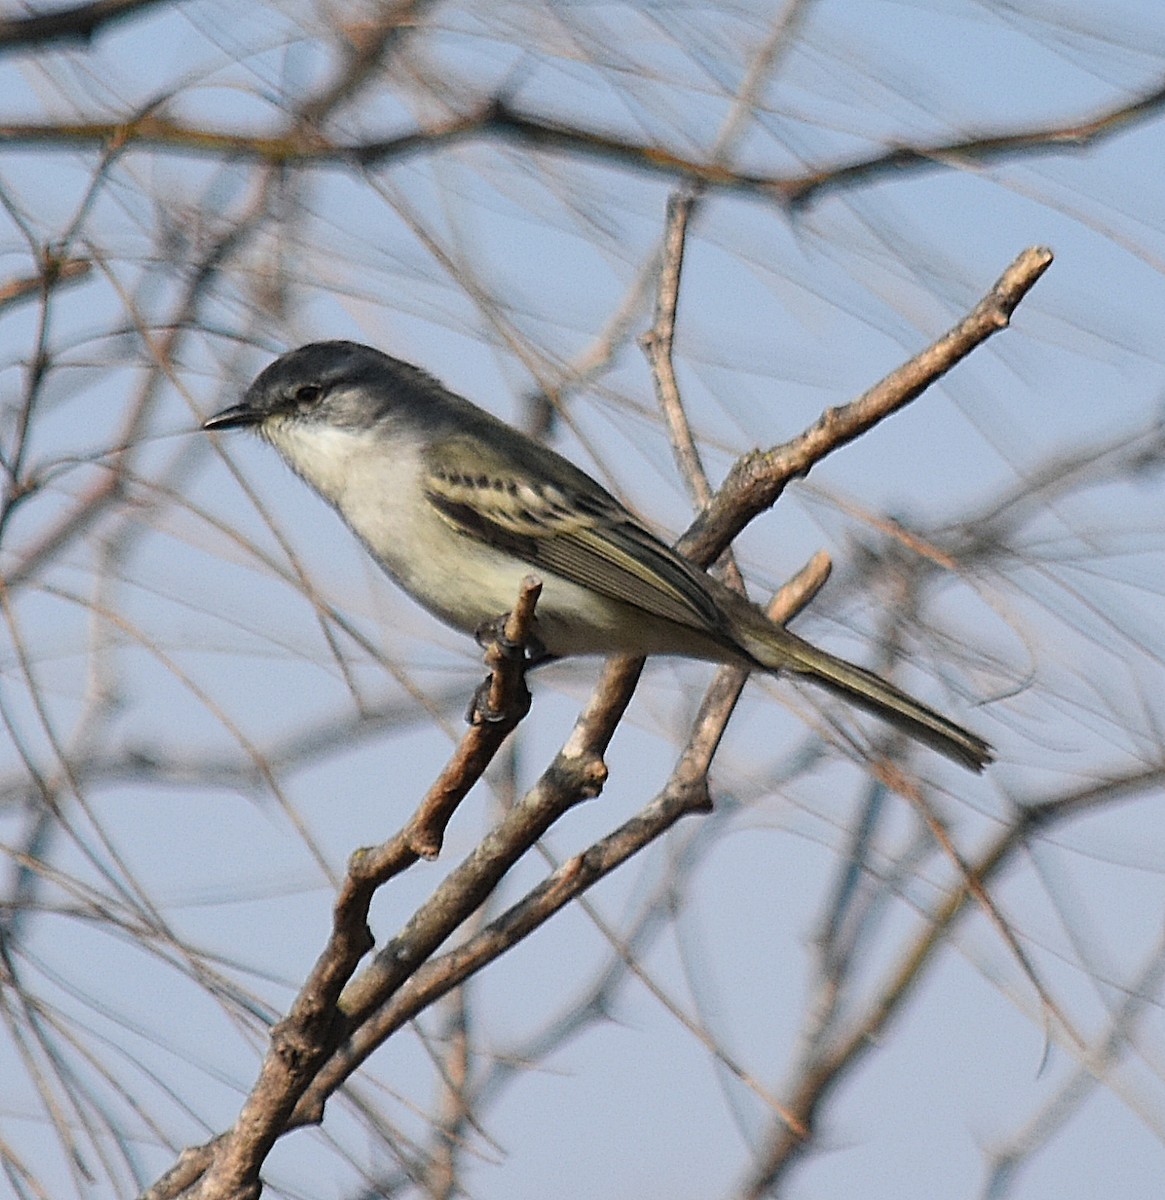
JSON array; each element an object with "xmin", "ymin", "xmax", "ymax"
[{"xmin": 467, "ymin": 577, "xmax": 544, "ymax": 725}]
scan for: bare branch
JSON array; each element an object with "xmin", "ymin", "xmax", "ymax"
[
  {"xmin": 0, "ymin": 0, "xmax": 166, "ymax": 51},
  {"xmin": 0, "ymin": 256, "xmax": 90, "ymax": 313},
  {"xmin": 783, "ymin": 78, "xmax": 1165, "ymax": 207},
  {"xmin": 641, "ymin": 193, "xmax": 713, "ymax": 509},
  {"xmin": 683, "ymin": 245, "xmax": 1054, "ymax": 566},
  {"xmin": 3, "ymin": 79, "xmax": 1162, "ymax": 211}
]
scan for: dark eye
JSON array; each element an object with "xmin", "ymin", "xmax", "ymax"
[{"xmin": 293, "ymin": 383, "xmax": 322, "ymax": 407}]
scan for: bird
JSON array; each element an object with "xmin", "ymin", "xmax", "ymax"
[{"xmin": 203, "ymin": 340, "xmax": 993, "ymax": 772}]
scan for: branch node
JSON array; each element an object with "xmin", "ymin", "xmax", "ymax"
[{"xmin": 571, "ymin": 752, "xmax": 609, "ymax": 798}]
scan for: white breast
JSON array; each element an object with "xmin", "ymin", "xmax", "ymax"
[{"xmin": 262, "ymin": 417, "xmax": 535, "ymax": 634}]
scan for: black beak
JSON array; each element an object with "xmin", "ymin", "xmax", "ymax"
[{"xmin": 202, "ymin": 403, "xmax": 262, "ymax": 431}]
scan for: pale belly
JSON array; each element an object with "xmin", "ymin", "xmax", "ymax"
[{"xmin": 347, "ymin": 479, "xmax": 732, "ymax": 661}]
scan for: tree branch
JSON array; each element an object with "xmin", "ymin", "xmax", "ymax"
[
  {"xmin": 0, "ymin": 0, "xmax": 166, "ymax": 51},
  {"xmin": 682, "ymin": 245, "xmax": 1054, "ymax": 566},
  {"xmin": 3, "ymin": 79, "xmax": 1161, "ymax": 208}
]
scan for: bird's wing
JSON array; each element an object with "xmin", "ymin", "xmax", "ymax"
[{"xmin": 422, "ymin": 436, "xmax": 726, "ymax": 634}]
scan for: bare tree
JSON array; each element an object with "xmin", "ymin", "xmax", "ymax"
[{"xmin": 1, "ymin": 4, "xmax": 1164, "ymax": 1199}]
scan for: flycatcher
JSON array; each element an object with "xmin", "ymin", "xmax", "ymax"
[{"xmin": 203, "ymin": 341, "xmax": 993, "ymax": 771}]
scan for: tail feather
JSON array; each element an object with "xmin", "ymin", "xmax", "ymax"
[{"xmin": 739, "ymin": 622, "xmax": 993, "ymax": 773}]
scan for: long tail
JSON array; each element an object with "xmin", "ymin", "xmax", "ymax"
[{"xmin": 734, "ymin": 615, "xmax": 993, "ymax": 773}]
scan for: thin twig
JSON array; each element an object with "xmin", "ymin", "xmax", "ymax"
[
  {"xmin": 641, "ymin": 194, "xmax": 712, "ymax": 509},
  {"xmin": 682, "ymin": 246, "xmax": 1054, "ymax": 566}
]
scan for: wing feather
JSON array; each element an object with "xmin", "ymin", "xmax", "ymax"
[{"xmin": 423, "ymin": 444, "xmax": 726, "ymax": 635}]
